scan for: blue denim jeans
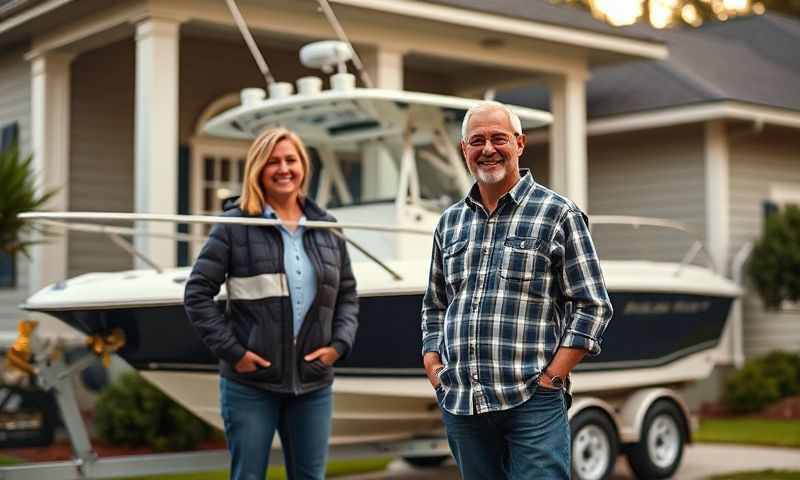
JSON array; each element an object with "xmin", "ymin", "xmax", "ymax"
[
  {"xmin": 219, "ymin": 377, "xmax": 333, "ymax": 480},
  {"xmin": 441, "ymin": 386, "xmax": 570, "ymax": 480}
]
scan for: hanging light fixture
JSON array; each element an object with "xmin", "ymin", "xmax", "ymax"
[{"xmin": 587, "ymin": 0, "xmax": 644, "ymax": 26}]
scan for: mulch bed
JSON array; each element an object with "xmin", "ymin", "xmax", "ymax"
[
  {"xmin": 700, "ymin": 395, "xmax": 800, "ymax": 420},
  {"xmin": 761, "ymin": 395, "xmax": 800, "ymax": 420}
]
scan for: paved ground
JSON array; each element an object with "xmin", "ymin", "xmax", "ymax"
[{"xmin": 340, "ymin": 443, "xmax": 800, "ymax": 479}]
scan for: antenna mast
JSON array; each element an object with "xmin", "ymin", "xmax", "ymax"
[
  {"xmin": 315, "ymin": 0, "xmax": 374, "ymax": 88},
  {"xmin": 224, "ymin": 0, "xmax": 276, "ymax": 87}
]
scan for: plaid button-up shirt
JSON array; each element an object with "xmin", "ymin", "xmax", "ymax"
[{"xmin": 421, "ymin": 171, "xmax": 613, "ymax": 415}]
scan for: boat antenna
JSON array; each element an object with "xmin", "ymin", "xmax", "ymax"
[
  {"xmin": 224, "ymin": 0, "xmax": 276, "ymax": 87},
  {"xmin": 315, "ymin": 0, "xmax": 374, "ymax": 88}
]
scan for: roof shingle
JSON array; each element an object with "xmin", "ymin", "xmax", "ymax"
[{"xmin": 499, "ymin": 13, "xmax": 800, "ymax": 118}]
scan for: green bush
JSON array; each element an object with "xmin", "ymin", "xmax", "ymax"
[
  {"xmin": 759, "ymin": 351, "xmax": 800, "ymax": 397},
  {"xmin": 94, "ymin": 372, "xmax": 212, "ymax": 451},
  {"xmin": 748, "ymin": 205, "xmax": 800, "ymax": 310},
  {"xmin": 723, "ymin": 362, "xmax": 781, "ymax": 414},
  {"xmin": 723, "ymin": 351, "xmax": 800, "ymax": 414}
]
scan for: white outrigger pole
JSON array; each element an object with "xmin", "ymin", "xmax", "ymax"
[{"xmin": 20, "ymin": 212, "xmax": 433, "ymax": 281}]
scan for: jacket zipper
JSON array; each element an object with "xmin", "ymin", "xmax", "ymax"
[
  {"xmin": 291, "ymin": 337, "xmax": 299, "ymax": 395},
  {"xmin": 293, "ymin": 228, "xmax": 327, "ymax": 394}
]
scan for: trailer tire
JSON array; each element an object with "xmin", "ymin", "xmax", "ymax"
[
  {"xmin": 626, "ymin": 400, "xmax": 685, "ymax": 479},
  {"xmin": 571, "ymin": 409, "xmax": 618, "ymax": 480}
]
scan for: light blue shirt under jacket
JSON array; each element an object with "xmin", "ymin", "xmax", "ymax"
[{"xmin": 263, "ymin": 204, "xmax": 317, "ymax": 337}]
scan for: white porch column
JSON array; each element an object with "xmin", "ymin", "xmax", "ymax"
[
  {"xmin": 705, "ymin": 120, "xmax": 740, "ymax": 366},
  {"xmin": 363, "ymin": 46, "xmax": 404, "ymax": 90},
  {"xmin": 134, "ymin": 18, "xmax": 180, "ymax": 268},
  {"xmin": 361, "ymin": 46, "xmax": 404, "ymax": 201},
  {"xmin": 29, "ymin": 52, "xmax": 73, "ymax": 293},
  {"xmin": 549, "ymin": 70, "xmax": 589, "ymax": 211},
  {"xmin": 704, "ymin": 120, "xmax": 730, "ymax": 276}
]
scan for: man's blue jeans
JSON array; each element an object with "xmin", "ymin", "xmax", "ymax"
[
  {"xmin": 219, "ymin": 377, "xmax": 333, "ymax": 480},
  {"xmin": 441, "ymin": 386, "xmax": 570, "ymax": 480}
]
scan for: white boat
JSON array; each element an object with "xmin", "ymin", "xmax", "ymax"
[{"xmin": 21, "ymin": 42, "xmax": 740, "ymax": 447}]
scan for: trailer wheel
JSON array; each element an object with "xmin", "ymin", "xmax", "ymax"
[
  {"xmin": 626, "ymin": 400, "xmax": 685, "ymax": 479},
  {"xmin": 571, "ymin": 410, "xmax": 618, "ymax": 480}
]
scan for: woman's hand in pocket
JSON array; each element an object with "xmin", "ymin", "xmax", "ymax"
[
  {"xmin": 235, "ymin": 351, "xmax": 271, "ymax": 373},
  {"xmin": 304, "ymin": 347, "xmax": 340, "ymax": 366}
]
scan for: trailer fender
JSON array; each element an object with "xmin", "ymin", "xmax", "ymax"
[
  {"xmin": 568, "ymin": 396, "xmax": 617, "ymax": 423},
  {"xmin": 617, "ymin": 388, "xmax": 692, "ymax": 444}
]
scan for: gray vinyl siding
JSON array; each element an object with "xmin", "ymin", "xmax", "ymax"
[
  {"xmin": 0, "ymin": 44, "xmax": 31, "ymax": 332},
  {"xmin": 68, "ymin": 38, "xmax": 135, "ymax": 277},
  {"xmin": 729, "ymin": 125, "xmax": 800, "ymax": 357},
  {"xmin": 586, "ymin": 125, "xmax": 707, "ymax": 263}
]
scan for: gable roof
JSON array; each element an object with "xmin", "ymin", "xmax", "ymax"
[
  {"xmin": 697, "ymin": 12, "xmax": 800, "ymax": 72},
  {"xmin": 499, "ymin": 13, "xmax": 800, "ymax": 119}
]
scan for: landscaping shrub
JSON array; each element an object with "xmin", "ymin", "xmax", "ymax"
[
  {"xmin": 94, "ymin": 372, "xmax": 212, "ymax": 451},
  {"xmin": 759, "ymin": 351, "xmax": 800, "ymax": 397},
  {"xmin": 723, "ymin": 362, "xmax": 781, "ymax": 413},
  {"xmin": 723, "ymin": 351, "xmax": 800, "ymax": 414}
]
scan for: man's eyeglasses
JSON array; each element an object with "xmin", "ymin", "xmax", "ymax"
[{"xmin": 465, "ymin": 133, "xmax": 520, "ymax": 148}]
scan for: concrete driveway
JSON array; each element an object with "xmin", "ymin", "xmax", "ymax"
[{"xmin": 341, "ymin": 443, "xmax": 800, "ymax": 479}]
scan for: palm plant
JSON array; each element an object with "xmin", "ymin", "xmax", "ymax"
[{"xmin": 0, "ymin": 143, "xmax": 58, "ymax": 257}]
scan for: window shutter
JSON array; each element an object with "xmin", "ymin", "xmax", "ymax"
[
  {"xmin": 0, "ymin": 122, "xmax": 19, "ymax": 151},
  {"xmin": 0, "ymin": 122, "xmax": 20, "ymax": 287}
]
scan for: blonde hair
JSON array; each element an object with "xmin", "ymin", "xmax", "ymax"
[{"xmin": 239, "ymin": 127, "xmax": 312, "ymax": 215}]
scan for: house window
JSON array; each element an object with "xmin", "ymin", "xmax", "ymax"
[
  {"xmin": 0, "ymin": 252, "xmax": 15, "ymax": 288},
  {"xmin": 189, "ymin": 139, "xmax": 250, "ymax": 256},
  {"xmin": 1, "ymin": 122, "xmax": 19, "ymax": 288},
  {"xmin": 766, "ymin": 183, "xmax": 800, "ymax": 310},
  {"xmin": 769, "ymin": 183, "xmax": 800, "ymax": 210}
]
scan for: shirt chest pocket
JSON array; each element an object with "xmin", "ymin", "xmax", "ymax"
[
  {"xmin": 499, "ymin": 237, "xmax": 551, "ymax": 296},
  {"xmin": 443, "ymin": 239, "xmax": 470, "ymax": 289}
]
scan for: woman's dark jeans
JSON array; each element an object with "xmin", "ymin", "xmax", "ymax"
[{"xmin": 220, "ymin": 377, "xmax": 333, "ymax": 480}]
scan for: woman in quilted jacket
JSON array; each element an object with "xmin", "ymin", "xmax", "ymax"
[{"xmin": 184, "ymin": 127, "xmax": 358, "ymax": 480}]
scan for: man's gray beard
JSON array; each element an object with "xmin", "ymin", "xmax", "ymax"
[{"xmin": 471, "ymin": 165, "xmax": 507, "ymax": 185}]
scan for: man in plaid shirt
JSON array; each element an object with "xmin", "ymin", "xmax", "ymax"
[{"xmin": 421, "ymin": 101, "xmax": 613, "ymax": 479}]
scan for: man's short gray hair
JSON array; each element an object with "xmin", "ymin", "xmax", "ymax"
[{"xmin": 461, "ymin": 101, "xmax": 523, "ymax": 139}]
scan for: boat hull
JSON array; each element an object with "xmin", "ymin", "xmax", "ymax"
[{"xmin": 45, "ymin": 291, "xmax": 734, "ymax": 376}]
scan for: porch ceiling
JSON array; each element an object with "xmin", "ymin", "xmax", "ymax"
[
  {"xmin": 3, "ymin": 0, "xmax": 665, "ymax": 77},
  {"xmin": 0, "ymin": 0, "xmax": 104, "ymax": 49},
  {"xmin": 180, "ymin": 22, "xmax": 543, "ymax": 97}
]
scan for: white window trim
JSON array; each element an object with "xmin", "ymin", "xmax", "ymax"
[
  {"xmin": 769, "ymin": 183, "xmax": 800, "ymax": 207},
  {"xmin": 768, "ymin": 182, "xmax": 800, "ymax": 311},
  {"xmin": 189, "ymin": 93, "xmax": 250, "ymax": 258}
]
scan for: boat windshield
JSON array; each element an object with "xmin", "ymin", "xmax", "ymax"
[
  {"xmin": 307, "ymin": 146, "xmax": 466, "ymax": 212},
  {"xmin": 589, "ymin": 218, "xmax": 714, "ymax": 269}
]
